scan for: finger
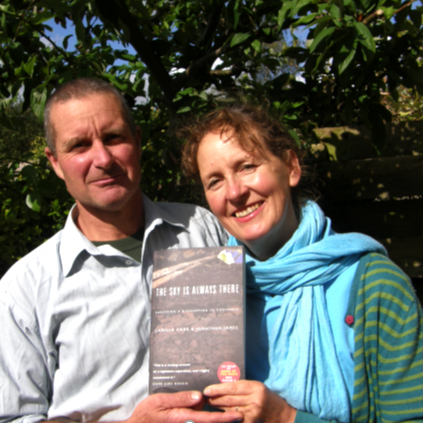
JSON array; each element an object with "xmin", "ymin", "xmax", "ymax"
[
  {"xmin": 205, "ymin": 380, "xmax": 261, "ymax": 397},
  {"xmin": 204, "ymin": 382, "xmax": 239, "ymax": 397},
  {"xmin": 183, "ymin": 409, "xmax": 243, "ymax": 423},
  {"xmin": 149, "ymin": 390, "xmax": 204, "ymax": 409}
]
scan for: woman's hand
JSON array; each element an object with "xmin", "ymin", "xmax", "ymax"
[{"xmin": 204, "ymin": 380, "xmax": 297, "ymax": 423}]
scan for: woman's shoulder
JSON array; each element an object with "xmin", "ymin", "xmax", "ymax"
[{"xmin": 346, "ymin": 252, "xmax": 420, "ymax": 317}]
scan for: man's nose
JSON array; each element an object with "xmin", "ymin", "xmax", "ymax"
[{"xmin": 92, "ymin": 141, "xmax": 113, "ymax": 168}]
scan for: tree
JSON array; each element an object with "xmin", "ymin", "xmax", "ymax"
[
  {"xmin": 0, "ymin": 105, "xmax": 73, "ymax": 275},
  {"xmin": 2, "ymin": 0, "xmax": 423, "ymax": 143},
  {"xmin": 0, "ymin": 0, "xmax": 422, "ymax": 275}
]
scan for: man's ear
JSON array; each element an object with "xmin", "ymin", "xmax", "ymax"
[
  {"xmin": 288, "ymin": 150, "xmax": 302, "ymax": 188},
  {"xmin": 45, "ymin": 147, "xmax": 65, "ymax": 180}
]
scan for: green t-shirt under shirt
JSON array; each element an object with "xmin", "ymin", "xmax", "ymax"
[{"xmin": 92, "ymin": 228, "xmax": 144, "ymax": 263}]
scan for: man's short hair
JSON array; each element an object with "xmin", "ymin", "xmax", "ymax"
[{"xmin": 44, "ymin": 78, "xmax": 136, "ymax": 153}]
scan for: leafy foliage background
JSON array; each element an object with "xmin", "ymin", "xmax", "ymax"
[{"xmin": 1, "ymin": 0, "xmax": 422, "ymax": 276}]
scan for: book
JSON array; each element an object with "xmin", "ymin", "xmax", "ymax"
[{"xmin": 149, "ymin": 246, "xmax": 245, "ymax": 394}]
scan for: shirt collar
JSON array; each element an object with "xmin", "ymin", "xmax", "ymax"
[{"xmin": 59, "ymin": 195, "xmax": 188, "ymax": 276}]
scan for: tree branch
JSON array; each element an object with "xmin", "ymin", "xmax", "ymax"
[
  {"xmin": 94, "ymin": 0, "xmax": 175, "ymax": 106},
  {"xmin": 210, "ymin": 68, "xmax": 238, "ymax": 76},
  {"xmin": 362, "ymin": 0, "xmax": 418, "ymax": 25},
  {"xmin": 172, "ymin": 44, "xmax": 230, "ymax": 92},
  {"xmin": 200, "ymin": 2, "xmax": 224, "ymax": 48}
]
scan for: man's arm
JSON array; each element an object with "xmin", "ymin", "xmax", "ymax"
[{"xmin": 0, "ymin": 288, "xmax": 51, "ymax": 422}]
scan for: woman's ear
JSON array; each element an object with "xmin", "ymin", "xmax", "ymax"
[{"xmin": 288, "ymin": 150, "xmax": 302, "ymax": 188}]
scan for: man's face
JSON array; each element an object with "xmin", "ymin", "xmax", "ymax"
[{"xmin": 45, "ymin": 93, "xmax": 142, "ymax": 214}]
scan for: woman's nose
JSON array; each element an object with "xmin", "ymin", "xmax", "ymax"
[{"xmin": 226, "ymin": 178, "xmax": 248, "ymax": 201}]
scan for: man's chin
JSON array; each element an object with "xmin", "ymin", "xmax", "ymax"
[{"xmin": 76, "ymin": 193, "xmax": 141, "ymax": 215}]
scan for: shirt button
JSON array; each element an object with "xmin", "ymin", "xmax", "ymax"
[{"xmin": 125, "ymin": 259, "xmax": 133, "ymax": 266}]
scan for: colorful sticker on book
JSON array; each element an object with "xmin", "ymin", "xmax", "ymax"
[
  {"xmin": 217, "ymin": 249, "xmax": 243, "ymax": 265},
  {"xmin": 217, "ymin": 361, "xmax": 241, "ymax": 383}
]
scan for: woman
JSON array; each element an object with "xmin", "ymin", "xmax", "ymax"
[{"xmin": 181, "ymin": 105, "xmax": 423, "ymax": 423}]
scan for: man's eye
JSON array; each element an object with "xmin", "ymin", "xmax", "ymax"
[
  {"xmin": 105, "ymin": 134, "xmax": 121, "ymax": 143},
  {"xmin": 71, "ymin": 142, "xmax": 87, "ymax": 150}
]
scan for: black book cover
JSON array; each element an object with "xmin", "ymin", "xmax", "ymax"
[{"xmin": 149, "ymin": 246, "xmax": 245, "ymax": 394}]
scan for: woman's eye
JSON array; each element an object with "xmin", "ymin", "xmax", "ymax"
[
  {"xmin": 241, "ymin": 163, "xmax": 256, "ymax": 171},
  {"xmin": 207, "ymin": 179, "xmax": 220, "ymax": 189}
]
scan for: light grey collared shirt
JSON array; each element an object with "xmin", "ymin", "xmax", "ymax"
[{"xmin": 0, "ymin": 195, "xmax": 228, "ymax": 423}]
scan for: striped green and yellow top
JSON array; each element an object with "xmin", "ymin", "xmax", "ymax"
[{"xmin": 296, "ymin": 253, "xmax": 423, "ymax": 423}]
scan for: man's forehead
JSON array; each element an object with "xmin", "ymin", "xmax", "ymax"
[{"xmin": 50, "ymin": 93, "xmax": 126, "ymax": 131}]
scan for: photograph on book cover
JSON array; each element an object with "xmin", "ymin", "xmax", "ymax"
[{"xmin": 149, "ymin": 246, "xmax": 245, "ymax": 394}]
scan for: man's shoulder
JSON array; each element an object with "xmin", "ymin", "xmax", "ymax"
[
  {"xmin": 153, "ymin": 200, "xmax": 217, "ymax": 222},
  {"xmin": 1, "ymin": 229, "xmax": 64, "ymax": 288},
  {"xmin": 146, "ymin": 199, "xmax": 228, "ymax": 247}
]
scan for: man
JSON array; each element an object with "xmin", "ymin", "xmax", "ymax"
[{"xmin": 0, "ymin": 78, "xmax": 241, "ymax": 423}]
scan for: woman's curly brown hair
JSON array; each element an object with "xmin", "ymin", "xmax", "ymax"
[{"xmin": 181, "ymin": 104, "xmax": 316, "ymax": 217}]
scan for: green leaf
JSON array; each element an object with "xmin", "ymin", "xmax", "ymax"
[
  {"xmin": 121, "ymin": 54, "xmax": 136, "ymax": 62},
  {"xmin": 23, "ymin": 56, "xmax": 37, "ymax": 77},
  {"xmin": 74, "ymin": 18, "xmax": 85, "ymax": 43},
  {"xmin": 233, "ymin": 0, "xmax": 241, "ymax": 30},
  {"xmin": 338, "ymin": 47, "xmax": 356, "ymax": 74},
  {"xmin": 288, "ymin": 129, "xmax": 301, "ymax": 146},
  {"xmin": 251, "ymin": 39, "xmax": 261, "ymax": 53},
  {"xmin": 353, "ymin": 21, "xmax": 375, "ymax": 53},
  {"xmin": 0, "ymin": 12, "xmax": 6, "ymax": 31},
  {"xmin": 278, "ymin": 2, "xmax": 293, "ymax": 27},
  {"xmin": 329, "ymin": 4, "xmax": 341, "ymax": 19},
  {"xmin": 309, "ymin": 27, "xmax": 336, "ymax": 53},
  {"xmin": 26, "ymin": 192, "xmax": 41, "ymax": 212},
  {"xmin": 63, "ymin": 34, "xmax": 73, "ymax": 50},
  {"xmin": 198, "ymin": 91, "xmax": 208, "ymax": 101},
  {"xmin": 231, "ymin": 32, "xmax": 251, "ymax": 47},
  {"xmin": 379, "ymin": 6, "xmax": 395, "ymax": 20},
  {"xmin": 294, "ymin": 13, "xmax": 318, "ymax": 26},
  {"xmin": 30, "ymin": 87, "xmax": 48, "ymax": 121},
  {"xmin": 174, "ymin": 87, "xmax": 197, "ymax": 101},
  {"xmin": 21, "ymin": 165, "xmax": 38, "ymax": 187},
  {"xmin": 360, "ymin": 0, "xmax": 372, "ymax": 10},
  {"xmin": 31, "ymin": 10, "xmax": 54, "ymax": 25},
  {"xmin": 227, "ymin": 0, "xmax": 241, "ymax": 30},
  {"xmin": 177, "ymin": 106, "xmax": 191, "ymax": 114}
]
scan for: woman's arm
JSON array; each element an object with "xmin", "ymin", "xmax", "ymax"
[{"xmin": 350, "ymin": 253, "xmax": 423, "ymax": 423}]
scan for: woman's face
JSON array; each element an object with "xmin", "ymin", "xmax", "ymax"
[{"xmin": 197, "ymin": 130, "xmax": 301, "ymax": 260}]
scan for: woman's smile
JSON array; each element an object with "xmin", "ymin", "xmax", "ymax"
[{"xmin": 233, "ymin": 202, "xmax": 263, "ymax": 219}]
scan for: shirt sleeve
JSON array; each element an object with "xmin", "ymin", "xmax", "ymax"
[
  {"xmin": 349, "ymin": 253, "xmax": 423, "ymax": 423},
  {"xmin": 0, "ymin": 269, "xmax": 51, "ymax": 423}
]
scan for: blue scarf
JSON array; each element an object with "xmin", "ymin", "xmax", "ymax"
[{"xmin": 228, "ymin": 201, "xmax": 386, "ymax": 422}]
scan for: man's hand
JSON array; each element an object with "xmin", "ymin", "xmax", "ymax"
[
  {"xmin": 204, "ymin": 381, "xmax": 297, "ymax": 423},
  {"xmin": 126, "ymin": 391, "xmax": 243, "ymax": 423}
]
